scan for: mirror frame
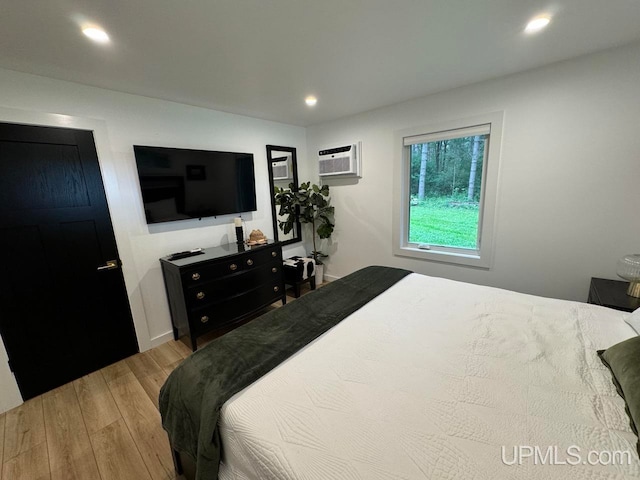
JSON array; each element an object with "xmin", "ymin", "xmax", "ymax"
[{"xmin": 266, "ymin": 145, "xmax": 302, "ymax": 246}]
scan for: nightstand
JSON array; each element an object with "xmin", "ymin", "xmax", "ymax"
[{"xmin": 588, "ymin": 277, "xmax": 640, "ymax": 313}]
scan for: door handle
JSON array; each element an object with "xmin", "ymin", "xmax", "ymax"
[{"xmin": 97, "ymin": 259, "xmax": 119, "ymax": 271}]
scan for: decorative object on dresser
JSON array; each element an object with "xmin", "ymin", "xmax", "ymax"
[
  {"xmin": 233, "ymin": 217, "xmax": 243, "ymax": 244},
  {"xmin": 247, "ymin": 229, "xmax": 267, "ymax": 245},
  {"xmin": 160, "ymin": 241, "xmax": 285, "ymax": 351},
  {"xmin": 588, "ymin": 277, "xmax": 640, "ymax": 312},
  {"xmin": 617, "ymin": 254, "xmax": 640, "ymax": 298}
]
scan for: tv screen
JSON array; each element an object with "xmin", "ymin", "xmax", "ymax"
[{"xmin": 133, "ymin": 145, "xmax": 257, "ymax": 224}]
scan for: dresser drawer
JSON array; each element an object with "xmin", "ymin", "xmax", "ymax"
[
  {"xmin": 182, "ymin": 246, "xmax": 282, "ymax": 286},
  {"xmin": 242, "ymin": 245, "xmax": 283, "ymax": 268},
  {"xmin": 185, "ymin": 262, "xmax": 282, "ymax": 307},
  {"xmin": 190, "ymin": 281, "xmax": 284, "ymax": 333}
]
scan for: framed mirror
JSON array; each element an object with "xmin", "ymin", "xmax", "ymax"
[{"xmin": 266, "ymin": 145, "xmax": 301, "ymax": 246}]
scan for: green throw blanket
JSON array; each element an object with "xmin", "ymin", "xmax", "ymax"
[{"xmin": 159, "ymin": 265, "xmax": 411, "ymax": 480}]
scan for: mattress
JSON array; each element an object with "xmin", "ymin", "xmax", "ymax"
[{"xmin": 218, "ymin": 273, "xmax": 640, "ymax": 479}]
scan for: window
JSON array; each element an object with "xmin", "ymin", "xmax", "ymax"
[{"xmin": 393, "ymin": 112, "xmax": 503, "ymax": 268}]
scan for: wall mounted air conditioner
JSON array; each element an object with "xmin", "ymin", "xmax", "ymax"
[
  {"xmin": 318, "ymin": 142, "xmax": 361, "ymax": 177},
  {"xmin": 271, "ymin": 154, "xmax": 291, "ymax": 180}
]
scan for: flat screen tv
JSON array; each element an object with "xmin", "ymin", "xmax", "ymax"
[{"xmin": 133, "ymin": 145, "xmax": 257, "ymax": 224}]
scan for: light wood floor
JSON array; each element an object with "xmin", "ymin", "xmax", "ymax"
[{"xmin": 0, "ymin": 284, "xmax": 316, "ymax": 480}]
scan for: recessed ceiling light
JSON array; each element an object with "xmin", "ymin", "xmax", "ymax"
[
  {"xmin": 82, "ymin": 26, "xmax": 110, "ymax": 43},
  {"xmin": 305, "ymin": 96, "xmax": 317, "ymax": 107},
  {"xmin": 525, "ymin": 16, "xmax": 551, "ymax": 34}
]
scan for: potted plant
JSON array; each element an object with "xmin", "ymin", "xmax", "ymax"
[{"xmin": 274, "ymin": 181, "xmax": 335, "ymax": 283}]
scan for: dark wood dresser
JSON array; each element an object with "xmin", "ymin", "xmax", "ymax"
[{"xmin": 160, "ymin": 241, "xmax": 285, "ymax": 350}]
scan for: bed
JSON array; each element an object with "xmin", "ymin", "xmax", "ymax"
[{"xmin": 160, "ymin": 266, "xmax": 640, "ymax": 480}]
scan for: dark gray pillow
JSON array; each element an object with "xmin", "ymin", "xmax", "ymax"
[{"xmin": 598, "ymin": 336, "xmax": 640, "ymax": 456}]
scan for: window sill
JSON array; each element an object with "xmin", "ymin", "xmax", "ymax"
[{"xmin": 394, "ymin": 245, "xmax": 491, "ymax": 269}]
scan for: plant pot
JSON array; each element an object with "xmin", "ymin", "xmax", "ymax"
[{"xmin": 315, "ymin": 264, "xmax": 324, "ymax": 285}]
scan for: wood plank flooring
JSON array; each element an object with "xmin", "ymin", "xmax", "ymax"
[{"xmin": 0, "ymin": 284, "xmax": 315, "ymax": 479}]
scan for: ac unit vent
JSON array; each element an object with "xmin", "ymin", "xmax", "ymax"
[
  {"xmin": 271, "ymin": 155, "xmax": 291, "ymax": 180},
  {"xmin": 319, "ymin": 157, "xmax": 351, "ymax": 175},
  {"xmin": 318, "ymin": 142, "xmax": 361, "ymax": 177}
]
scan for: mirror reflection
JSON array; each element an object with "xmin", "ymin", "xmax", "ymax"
[{"xmin": 266, "ymin": 145, "xmax": 301, "ymax": 245}]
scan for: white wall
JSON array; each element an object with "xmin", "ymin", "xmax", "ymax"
[
  {"xmin": 0, "ymin": 68, "xmax": 307, "ymax": 412},
  {"xmin": 306, "ymin": 41, "xmax": 640, "ymax": 302}
]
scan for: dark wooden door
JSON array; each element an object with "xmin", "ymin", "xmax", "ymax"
[{"xmin": 0, "ymin": 122, "xmax": 138, "ymax": 400}]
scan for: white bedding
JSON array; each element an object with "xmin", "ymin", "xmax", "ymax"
[{"xmin": 218, "ymin": 273, "xmax": 640, "ymax": 479}]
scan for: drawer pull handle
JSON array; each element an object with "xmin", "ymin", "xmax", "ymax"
[
  {"xmin": 229, "ymin": 263, "xmax": 238, "ymax": 271},
  {"xmin": 271, "ymin": 251, "xmax": 277, "ymax": 257},
  {"xmin": 273, "ymin": 286, "xmax": 280, "ymax": 292},
  {"xmin": 196, "ymin": 291, "xmax": 205, "ymax": 300},
  {"xmin": 271, "ymin": 267, "xmax": 277, "ymax": 273},
  {"xmin": 192, "ymin": 272, "xmax": 201, "ymax": 281},
  {"xmin": 201, "ymin": 315, "xmax": 209, "ymax": 323},
  {"xmin": 246, "ymin": 259, "xmax": 254, "ymax": 266}
]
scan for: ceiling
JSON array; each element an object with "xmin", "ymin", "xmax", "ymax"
[{"xmin": 1, "ymin": 0, "xmax": 639, "ymax": 126}]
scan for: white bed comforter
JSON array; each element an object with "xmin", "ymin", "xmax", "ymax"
[{"xmin": 219, "ymin": 273, "xmax": 640, "ymax": 479}]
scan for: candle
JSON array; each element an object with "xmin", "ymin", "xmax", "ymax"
[{"xmin": 234, "ymin": 218, "xmax": 243, "ymax": 245}]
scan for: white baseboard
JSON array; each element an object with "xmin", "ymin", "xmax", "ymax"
[
  {"xmin": 148, "ymin": 331, "xmax": 175, "ymax": 351},
  {"xmin": 323, "ymin": 273, "xmax": 341, "ymax": 282}
]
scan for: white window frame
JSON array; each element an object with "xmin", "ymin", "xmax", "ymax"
[{"xmin": 392, "ymin": 112, "xmax": 503, "ymax": 269}]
